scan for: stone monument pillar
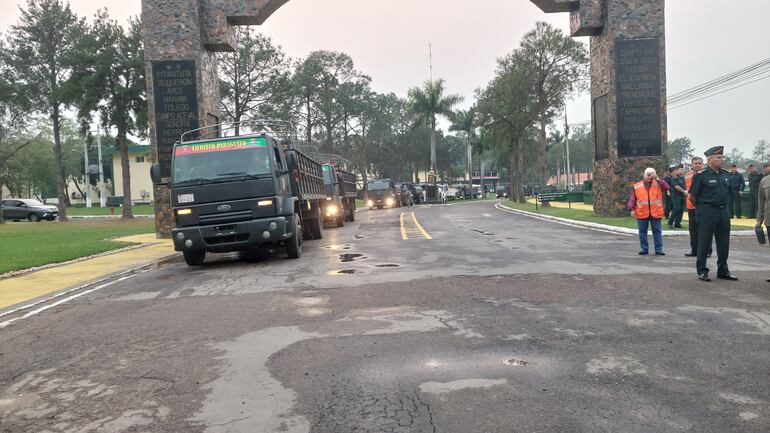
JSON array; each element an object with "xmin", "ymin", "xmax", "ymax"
[
  {"xmin": 142, "ymin": 0, "xmax": 288, "ymax": 237},
  {"xmin": 530, "ymin": 0, "xmax": 667, "ymax": 217}
]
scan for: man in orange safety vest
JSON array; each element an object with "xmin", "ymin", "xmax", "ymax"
[{"xmin": 629, "ymin": 167, "xmax": 671, "ymax": 255}]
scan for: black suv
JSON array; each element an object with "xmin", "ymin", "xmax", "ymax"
[{"xmin": 1, "ymin": 199, "xmax": 59, "ymax": 222}]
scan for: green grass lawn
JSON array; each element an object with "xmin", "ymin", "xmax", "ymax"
[
  {"xmin": 66, "ymin": 204, "xmax": 155, "ymax": 216},
  {"xmin": 501, "ymin": 201, "xmax": 691, "ymax": 231},
  {"xmin": 0, "ymin": 219, "xmax": 155, "ymax": 274}
]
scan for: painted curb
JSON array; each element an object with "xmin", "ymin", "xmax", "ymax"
[{"xmin": 495, "ymin": 202, "xmax": 756, "ymax": 237}]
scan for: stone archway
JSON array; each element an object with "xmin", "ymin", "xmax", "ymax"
[{"xmin": 143, "ymin": 0, "xmax": 667, "ymax": 236}]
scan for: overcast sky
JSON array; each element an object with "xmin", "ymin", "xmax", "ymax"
[{"xmin": 2, "ymin": 0, "xmax": 769, "ymax": 159}]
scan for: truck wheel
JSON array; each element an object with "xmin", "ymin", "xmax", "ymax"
[
  {"xmin": 336, "ymin": 214, "xmax": 345, "ymax": 228},
  {"xmin": 286, "ymin": 214, "xmax": 303, "ymax": 259},
  {"xmin": 183, "ymin": 250, "xmax": 206, "ymax": 266},
  {"xmin": 309, "ymin": 215, "xmax": 323, "ymax": 240}
]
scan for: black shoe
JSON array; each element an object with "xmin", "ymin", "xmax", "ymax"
[
  {"xmin": 699, "ymin": 274, "xmax": 711, "ymax": 282},
  {"xmin": 655, "ymin": 252, "xmax": 666, "ymax": 256},
  {"xmin": 707, "ymin": 254, "xmax": 712, "ymax": 258},
  {"xmin": 717, "ymin": 274, "xmax": 739, "ymax": 281},
  {"xmin": 767, "ymin": 278, "xmax": 770, "ymax": 282},
  {"xmin": 674, "ymin": 225, "xmax": 683, "ymax": 229},
  {"xmin": 684, "ymin": 252, "xmax": 697, "ymax": 257},
  {"xmin": 638, "ymin": 251, "xmax": 649, "ymax": 255}
]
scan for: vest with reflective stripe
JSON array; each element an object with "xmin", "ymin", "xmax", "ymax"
[
  {"xmin": 685, "ymin": 170, "xmax": 696, "ymax": 210},
  {"xmin": 634, "ymin": 181, "xmax": 664, "ymax": 219}
]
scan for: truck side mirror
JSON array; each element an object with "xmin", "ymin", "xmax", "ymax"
[{"xmin": 150, "ymin": 163, "xmax": 163, "ymax": 185}]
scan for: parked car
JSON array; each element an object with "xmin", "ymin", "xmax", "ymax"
[
  {"xmin": 446, "ymin": 187, "xmax": 459, "ymax": 201},
  {"xmin": 1, "ymin": 199, "xmax": 59, "ymax": 222}
]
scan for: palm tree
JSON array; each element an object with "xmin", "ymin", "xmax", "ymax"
[
  {"xmin": 408, "ymin": 79, "xmax": 463, "ymax": 175},
  {"xmin": 450, "ymin": 107, "xmax": 477, "ymax": 192}
]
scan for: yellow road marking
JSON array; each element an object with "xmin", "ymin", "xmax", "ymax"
[
  {"xmin": 400, "ymin": 212, "xmax": 408, "ymax": 240},
  {"xmin": 400, "ymin": 212, "xmax": 432, "ymax": 240},
  {"xmin": 410, "ymin": 212, "xmax": 433, "ymax": 240}
]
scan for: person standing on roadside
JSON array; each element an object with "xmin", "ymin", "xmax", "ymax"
[
  {"xmin": 747, "ymin": 164, "xmax": 763, "ymax": 219},
  {"xmin": 756, "ymin": 162, "xmax": 770, "ymax": 283},
  {"xmin": 668, "ymin": 164, "xmax": 686, "ymax": 229},
  {"xmin": 664, "ymin": 167, "xmax": 673, "ymax": 219},
  {"xmin": 728, "ymin": 164, "xmax": 745, "ymax": 219},
  {"xmin": 629, "ymin": 167, "xmax": 670, "ymax": 256},
  {"xmin": 685, "ymin": 157, "xmax": 712, "ymax": 257},
  {"xmin": 689, "ymin": 147, "xmax": 737, "ymax": 282}
]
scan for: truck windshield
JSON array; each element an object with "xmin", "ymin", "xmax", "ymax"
[
  {"xmin": 367, "ymin": 180, "xmax": 390, "ymax": 191},
  {"xmin": 173, "ymin": 137, "xmax": 272, "ymax": 184},
  {"xmin": 322, "ymin": 165, "xmax": 335, "ymax": 186}
]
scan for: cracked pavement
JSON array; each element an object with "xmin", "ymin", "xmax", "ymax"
[{"xmin": 0, "ymin": 201, "xmax": 769, "ymax": 432}]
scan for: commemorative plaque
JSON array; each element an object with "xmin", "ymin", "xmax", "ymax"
[
  {"xmin": 152, "ymin": 60, "xmax": 200, "ymax": 178},
  {"xmin": 615, "ymin": 38, "xmax": 662, "ymax": 158}
]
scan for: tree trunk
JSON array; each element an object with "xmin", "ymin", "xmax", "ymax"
[
  {"xmin": 508, "ymin": 152, "xmax": 515, "ymax": 202},
  {"xmin": 516, "ymin": 133, "xmax": 526, "ymax": 203},
  {"xmin": 480, "ymin": 146, "xmax": 485, "ymax": 198},
  {"xmin": 538, "ymin": 116, "xmax": 549, "ymax": 207},
  {"xmin": 52, "ymin": 104, "xmax": 68, "ymax": 221},
  {"xmin": 118, "ymin": 126, "xmax": 134, "ymax": 219},
  {"xmin": 0, "ymin": 182, "xmax": 5, "ymax": 224},
  {"xmin": 466, "ymin": 134, "xmax": 472, "ymax": 188},
  {"xmin": 430, "ymin": 116, "xmax": 437, "ymax": 173}
]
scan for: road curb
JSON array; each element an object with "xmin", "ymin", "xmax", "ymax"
[
  {"xmin": 495, "ymin": 202, "xmax": 756, "ymax": 237},
  {"xmin": 0, "ymin": 251, "xmax": 181, "ymax": 320}
]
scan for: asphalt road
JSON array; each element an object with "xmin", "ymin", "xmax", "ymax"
[{"xmin": 1, "ymin": 200, "xmax": 769, "ymax": 432}]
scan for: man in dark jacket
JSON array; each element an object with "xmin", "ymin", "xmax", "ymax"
[
  {"xmin": 727, "ymin": 164, "xmax": 745, "ymax": 219},
  {"xmin": 747, "ymin": 164, "xmax": 763, "ymax": 219},
  {"xmin": 664, "ymin": 167, "xmax": 673, "ymax": 219}
]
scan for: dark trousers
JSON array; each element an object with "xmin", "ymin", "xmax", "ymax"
[
  {"xmin": 668, "ymin": 196, "xmax": 684, "ymax": 227},
  {"xmin": 688, "ymin": 209, "xmax": 713, "ymax": 255},
  {"xmin": 729, "ymin": 193, "xmax": 742, "ymax": 218},
  {"xmin": 664, "ymin": 194, "xmax": 672, "ymax": 218},
  {"xmin": 696, "ymin": 207, "xmax": 731, "ymax": 276},
  {"xmin": 748, "ymin": 190, "xmax": 758, "ymax": 218}
]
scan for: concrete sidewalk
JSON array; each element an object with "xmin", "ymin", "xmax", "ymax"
[{"xmin": 0, "ymin": 234, "xmax": 177, "ymax": 311}]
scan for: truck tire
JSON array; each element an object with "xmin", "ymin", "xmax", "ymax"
[
  {"xmin": 286, "ymin": 214, "xmax": 302, "ymax": 259},
  {"xmin": 336, "ymin": 214, "xmax": 345, "ymax": 228},
  {"xmin": 183, "ymin": 250, "xmax": 206, "ymax": 266},
  {"xmin": 307, "ymin": 208, "xmax": 323, "ymax": 239}
]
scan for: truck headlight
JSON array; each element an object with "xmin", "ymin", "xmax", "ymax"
[
  {"xmin": 177, "ymin": 208, "xmax": 192, "ymax": 215},
  {"xmin": 367, "ymin": 200, "xmax": 374, "ymax": 207},
  {"xmin": 386, "ymin": 198, "xmax": 394, "ymax": 206},
  {"xmin": 327, "ymin": 205, "xmax": 338, "ymax": 216}
]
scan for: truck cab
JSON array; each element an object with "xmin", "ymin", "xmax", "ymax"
[
  {"xmin": 366, "ymin": 179, "xmax": 399, "ymax": 209},
  {"xmin": 321, "ymin": 164, "xmax": 357, "ymax": 226}
]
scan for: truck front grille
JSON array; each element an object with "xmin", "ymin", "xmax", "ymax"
[
  {"xmin": 199, "ymin": 210, "xmax": 253, "ymax": 225},
  {"xmin": 204, "ymin": 234, "xmax": 250, "ymax": 245}
]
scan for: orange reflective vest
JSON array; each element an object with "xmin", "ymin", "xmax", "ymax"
[
  {"xmin": 634, "ymin": 181, "xmax": 664, "ymax": 219},
  {"xmin": 685, "ymin": 170, "xmax": 696, "ymax": 210}
]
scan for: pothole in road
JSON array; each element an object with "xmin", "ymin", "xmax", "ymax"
[
  {"xmin": 336, "ymin": 269, "xmax": 359, "ymax": 275},
  {"xmin": 156, "ymin": 274, "xmax": 176, "ymax": 280},
  {"xmin": 504, "ymin": 358, "xmax": 529, "ymax": 367},
  {"xmin": 493, "ymin": 240, "xmax": 504, "ymax": 243},
  {"xmin": 354, "ymin": 235, "xmax": 365, "ymax": 239},
  {"xmin": 339, "ymin": 253, "xmax": 366, "ymax": 262},
  {"xmin": 375, "ymin": 264, "xmax": 400, "ymax": 268}
]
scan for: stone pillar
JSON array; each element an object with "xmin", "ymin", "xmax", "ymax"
[{"xmin": 531, "ymin": 0, "xmax": 667, "ymax": 217}]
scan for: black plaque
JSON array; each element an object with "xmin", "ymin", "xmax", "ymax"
[
  {"xmin": 593, "ymin": 94, "xmax": 609, "ymax": 160},
  {"xmin": 152, "ymin": 60, "xmax": 199, "ymax": 178},
  {"xmin": 615, "ymin": 38, "xmax": 662, "ymax": 157}
]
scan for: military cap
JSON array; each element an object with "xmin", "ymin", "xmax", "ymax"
[
  {"xmin": 668, "ymin": 165, "xmax": 677, "ymax": 171},
  {"xmin": 704, "ymin": 146, "xmax": 724, "ymax": 157}
]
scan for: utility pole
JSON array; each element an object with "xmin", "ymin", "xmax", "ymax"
[
  {"xmin": 96, "ymin": 125, "xmax": 106, "ymax": 208},
  {"xmin": 83, "ymin": 139, "xmax": 92, "ymax": 208}
]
